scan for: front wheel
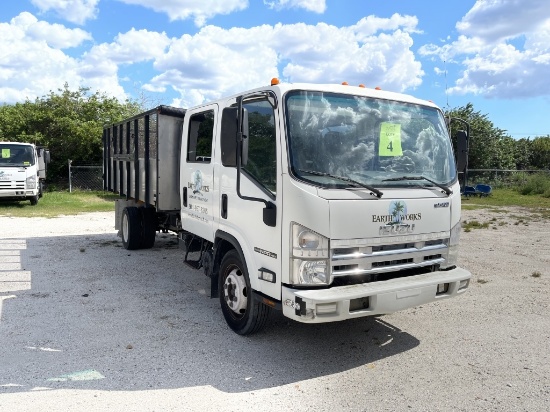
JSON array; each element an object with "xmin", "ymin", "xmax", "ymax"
[
  {"xmin": 29, "ymin": 195, "xmax": 38, "ymax": 206},
  {"xmin": 219, "ymin": 250, "xmax": 270, "ymax": 335}
]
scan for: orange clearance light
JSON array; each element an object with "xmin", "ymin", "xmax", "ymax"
[
  {"xmin": 342, "ymin": 81, "xmax": 349, "ymax": 85},
  {"xmin": 271, "ymin": 78, "xmax": 280, "ymax": 86},
  {"xmin": 359, "ymin": 84, "xmax": 366, "ymax": 88},
  {"xmin": 375, "ymin": 86, "xmax": 382, "ymax": 90}
]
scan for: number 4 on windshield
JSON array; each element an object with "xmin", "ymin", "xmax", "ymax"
[{"xmin": 379, "ymin": 123, "xmax": 403, "ymax": 156}]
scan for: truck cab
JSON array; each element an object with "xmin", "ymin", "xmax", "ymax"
[
  {"xmin": 0, "ymin": 142, "xmax": 50, "ymax": 205},
  {"xmin": 180, "ymin": 82, "xmax": 470, "ymax": 333}
]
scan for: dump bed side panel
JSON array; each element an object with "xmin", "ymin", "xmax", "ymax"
[{"xmin": 103, "ymin": 105, "xmax": 185, "ymax": 211}]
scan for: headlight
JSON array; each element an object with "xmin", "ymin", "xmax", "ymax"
[
  {"xmin": 442, "ymin": 221, "xmax": 461, "ymax": 268},
  {"xmin": 26, "ymin": 175, "xmax": 37, "ymax": 189},
  {"xmin": 290, "ymin": 223, "xmax": 330, "ymax": 285}
]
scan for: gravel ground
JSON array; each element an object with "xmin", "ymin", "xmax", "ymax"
[{"xmin": 0, "ymin": 208, "xmax": 549, "ymax": 411}]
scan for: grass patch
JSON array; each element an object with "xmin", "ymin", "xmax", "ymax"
[
  {"xmin": 462, "ymin": 188, "xmax": 550, "ymax": 209},
  {"xmin": 463, "ymin": 220, "xmax": 490, "ymax": 231},
  {"xmin": 0, "ymin": 190, "xmax": 119, "ymax": 217}
]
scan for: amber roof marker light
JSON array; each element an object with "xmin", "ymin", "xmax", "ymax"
[{"xmin": 271, "ymin": 78, "xmax": 280, "ymax": 86}]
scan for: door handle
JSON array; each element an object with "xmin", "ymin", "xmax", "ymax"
[{"xmin": 221, "ymin": 194, "xmax": 228, "ymax": 219}]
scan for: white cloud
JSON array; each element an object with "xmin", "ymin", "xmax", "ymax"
[
  {"xmin": 0, "ymin": 13, "xmax": 133, "ymax": 104},
  {"xmin": 456, "ymin": 0, "xmax": 549, "ymax": 43},
  {"xmin": 0, "ymin": 13, "xmax": 424, "ymax": 107},
  {"xmin": 0, "ymin": 13, "xmax": 94, "ymax": 103},
  {"xmin": 351, "ymin": 13, "xmax": 420, "ymax": 38},
  {"xmin": 419, "ymin": 0, "xmax": 550, "ymax": 99},
  {"xmin": 145, "ymin": 16, "xmax": 423, "ymax": 107},
  {"xmin": 5, "ymin": 12, "xmax": 92, "ymax": 48},
  {"xmin": 263, "ymin": 0, "xmax": 326, "ymax": 13},
  {"xmin": 84, "ymin": 28, "xmax": 171, "ymax": 64},
  {"xmin": 115, "ymin": 0, "xmax": 248, "ymax": 27},
  {"xmin": 31, "ymin": 0, "xmax": 99, "ymax": 25}
]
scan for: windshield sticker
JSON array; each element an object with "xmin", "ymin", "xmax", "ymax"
[
  {"xmin": 1, "ymin": 149, "xmax": 10, "ymax": 158},
  {"xmin": 379, "ymin": 123, "xmax": 403, "ymax": 157}
]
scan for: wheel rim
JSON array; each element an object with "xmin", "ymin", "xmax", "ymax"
[
  {"xmin": 223, "ymin": 266, "xmax": 247, "ymax": 316},
  {"xmin": 122, "ymin": 213, "xmax": 129, "ymax": 242}
]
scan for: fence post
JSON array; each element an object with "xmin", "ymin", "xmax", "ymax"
[{"xmin": 68, "ymin": 159, "xmax": 72, "ymax": 193}]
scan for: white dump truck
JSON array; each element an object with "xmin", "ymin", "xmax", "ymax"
[
  {"xmin": 103, "ymin": 80, "xmax": 471, "ymax": 335},
  {"xmin": 0, "ymin": 142, "xmax": 50, "ymax": 205}
]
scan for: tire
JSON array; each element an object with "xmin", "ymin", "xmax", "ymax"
[
  {"xmin": 140, "ymin": 207, "xmax": 157, "ymax": 249},
  {"xmin": 38, "ymin": 182, "xmax": 44, "ymax": 198},
  {"xmin": 219, "ymin": 250, "xmax": 271, "ymax": 335},
  {"xmin": 121, "ymin": 207, "xmax": 141, "ymax": 250},
  {"xmin": 29, "ymin": 195, "xmax": 38, "ymax": 206}
]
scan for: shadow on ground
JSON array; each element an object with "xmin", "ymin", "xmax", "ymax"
[{"xmin": 0, "ymin": 233, "xmax": 419, "ymax": 394}]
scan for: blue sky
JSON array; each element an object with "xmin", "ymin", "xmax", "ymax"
[{"xmin": 1, "ymin": 0, "xmax": 549, "ymax": 139}]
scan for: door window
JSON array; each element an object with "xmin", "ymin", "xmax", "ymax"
[
  {"xmin": 242, "ymin": 100, "xmax": 277, "ymax": 195},
  {"xmin": 187, "ymin": 111, "xmax": 214, "ymax": 163}
]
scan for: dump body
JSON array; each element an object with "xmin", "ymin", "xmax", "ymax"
[
  {"xmin": 103, "ymin": 105, "xmax": 186, "ymax": 210},
  {"xmin": 103, "ymin": 106, "xmax": 186, "ymax": 231}
]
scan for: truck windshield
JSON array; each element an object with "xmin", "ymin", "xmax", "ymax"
[
  {"xmin": 0, "ymin": 144, "xmax": 35, "ymax": 167},
  {"xmin": 285, "ymin": 91, "xmax": 457, "ymax": 190}
]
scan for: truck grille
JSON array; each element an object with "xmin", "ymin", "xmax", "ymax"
[
  {"xmin": 331, "ymin": 237, "xmax": 447, "ymax": 281},
  {"xmin": 0, "ymin": 181, "xmax": 25, "ymax": 191}
]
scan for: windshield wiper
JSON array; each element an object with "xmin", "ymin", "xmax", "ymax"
[
  {"xmin": 382, "ymin": 175, "xmax": 452, "ymax": 196},
  {"xmin": 299, "ymin": 169, "xmax": 383, "ymax": 198}
]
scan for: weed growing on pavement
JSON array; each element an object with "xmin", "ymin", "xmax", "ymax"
[{"xmin": 463, "ymin": 220, "xmax": 490, "ymax": 231}]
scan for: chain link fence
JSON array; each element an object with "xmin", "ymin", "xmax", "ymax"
[{"xmin": 68, "ymin": 160, "xmax": 103, "ymax": 192}]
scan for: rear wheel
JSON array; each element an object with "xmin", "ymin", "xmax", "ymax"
[
  {"xmin": 121, "ymin": 207, "xmax": 141, "ymax": 250},
  {"xmin": 140, "ymin": 207, "xmax": 157, "ymax": 249},
  {"xmin": 219, "ymin": 250, "xmax": 270, "ymax": 335}
]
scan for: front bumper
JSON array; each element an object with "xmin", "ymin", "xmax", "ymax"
[
  {"xmin": 0, "ymin": 189, "xmax": 38, "ymax": 199},
  {"xmin": 282, "ymin": 266, "xmax": 471, "ymax": 323}
]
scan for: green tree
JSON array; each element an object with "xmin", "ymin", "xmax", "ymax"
[
  {"xmin": 514, "ymin": 138, "xmax": 533, "ymax": 170},
  {"xmin": 445, "ymin": 103, "xmax": 509, "ymax": 170},
  {"xmin": 530, "ymin": 136, "xmax": 550, "ymax": 170}
]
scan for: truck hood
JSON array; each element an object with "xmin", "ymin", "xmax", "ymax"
[
  {"xmin": 0, "ymin": 167, "xmax": 31, "ymax": 181},
  {"xmin": 328, "ymin": 197, "xmax": 452, "ymax": 240}
]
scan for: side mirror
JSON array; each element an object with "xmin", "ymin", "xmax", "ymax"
[
  {"xmin": 456, "ymin": 130, "xmax": 468, "ymax": 172},
  {"xmin": 221, "ymin": 106, "xmax": 248, "ymax": 167}
]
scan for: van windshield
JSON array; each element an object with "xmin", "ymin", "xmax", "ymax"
[
  {"xmin": 0, "ymin": 144, "xmax": 35, "ymax": 167},
  {"xmin": 285, "ymin": 91, "xmax": 457, "ymax": 190}
]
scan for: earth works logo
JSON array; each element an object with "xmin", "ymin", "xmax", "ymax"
[
  {"xmin": 189, "ymin": 170, "xmax": 209, "ymax": 195},
  {"xmin": 372, "ymin": 200, "xmax": 422, "ymax": 235}
]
